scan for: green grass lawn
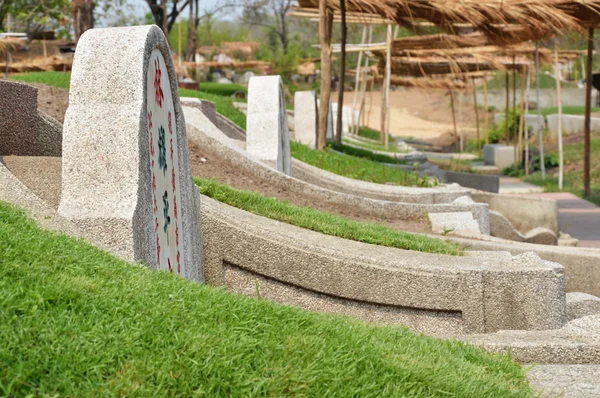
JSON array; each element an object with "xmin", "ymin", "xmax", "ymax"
[
  {"xmin": 333, "ymin": 142, "xmax": 406, "ymax": 164},
  {"xmin": 539, "ymin": 105, "xmax": 600, "ymax": 117},
  {"xmin": 343, "ymin": 137, "xmax": 404, "ymax": 153},
  {"xmin": 10, "ymin": 72, "xmax": 247, "ymax": 130},
  {"xmin": 0, "ymin": 201, "xmax": 533, "ymax": 396},
  {"xmin": 291, "ymin": 141, "xmax": 431, "ymax": 187},
  {"xmin": 196, "ymin": 178, "xmax": 462, "ymax": 255},
  {"xmin": 197, "ymin": 82, "xmax": 247, "ymax": 96},
  {"xmin": 524, "ymin": 137, "xmax": 600, "ymax": 205}
]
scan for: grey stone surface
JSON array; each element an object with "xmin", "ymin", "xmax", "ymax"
[
  {"xmin": 327, "ymin": 100, "xmax": 334, "ymax": 141},
  {"xmin": 246, "ymin": 75, "xmax": 291, "ymax": 175},
  {"xmin": 489, "ymin": 210, "xmax": 558, "ymax": 245},
  {"xmin": 2, "ymin": 156, "xmax": 62, "ymax": 209},
  {"xmin": 437, "ymin": 235, "xmax": 600, "ymax": 297},
  {"xmin": 461, "ymin": 315, "xmax": 600, "ymax": 364},
  {"xmin": 293, "ymin": 91, "xmax": 318, "ymax": 148},
  {"xmin": 528, "ymin": 365, "xmax": 600, "ymax": 398},
  {"xmin": 443, "ymin": 170, "xmax": 499, "ymax": 193},
  {"xmin": 184, "ymin": 106, "xmax": 491, "ymax": 235},
  {"xmin": 202, "ymin": 193, "xmax": 566, "ymax": 334},
  {"xmin": 181, "ymin": 97, "xmax": 217, "ymax": 125},
  {"xmin": 567, "ymin": 292, "xmax": 600, "ymax": 321},
  {"xmin": 36, "ymin": 110, "xmax": 63, "ymax": 156},
  {"xmin": 0, "ymin": 161, "xmax": 83, "ymax": 238},
  {"xmin": 472, "ymin": 191, "xmax": 559, "ymax": 234},
  {"xmin": 0, "ymin": 80, "xmax": 38, "ymax": 156},
  {"xmin": 547, "ymin": 113, "xmax": 600, "ymax": 137},
  {"xmin": 428, "ymin": 211, "xmax": 481, "ymax": 238},
  {"xmin": 484, "ymin": 144, "xmax": 516, "ymax": 169},
  {"xmin": 291, "ymin": 159, "xmax": 473, "ymax": 204},
  {"xmin": 58, "ymin": 25, "xmax": 202, "ymax": 282}
]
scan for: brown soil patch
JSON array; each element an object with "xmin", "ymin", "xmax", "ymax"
[
  {"xmin": 189, "ymin": 142, "xmax": 431, "ymax": 234},
  {"xmin": 32, "ymin": 83, "xmax": 69, "ymax": 123}
]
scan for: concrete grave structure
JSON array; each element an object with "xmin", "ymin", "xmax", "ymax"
[
  {"xmin": 547, "ymin": 114, "xmax": 600, "ymax": 137},
  {"xmin": 0, "ymin": 80, "xmax": 63, "ymax": 157},
  {"xmin": 484, "ymin": 144, "xmax": 516, "ymax": 169},
  {"xmin": 246, "ymin": 75, "xmax": 291, "ymax": 175},
  {"xmin": 293, "ymin": 91, "xmax": 318, "ymax": 148},
  {"xmin": 58, "ymin": 25, "xmax": 203, "ymax": 281},
  {"xmin": 327, "ymin": 101, "xmax": 334, "ymax": 141}
]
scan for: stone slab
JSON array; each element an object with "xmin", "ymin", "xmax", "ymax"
[
  {"xmin": 547, "ymin": 113, "xmax": 600, "ymax": 137},
  {"xmin": 567, "ymin": 292, "xmax": 600, "ymax": 321},
  {"xmin": 428, "ymin": 211, "xmax": 482, "ymax": 238},
  {"xmin": 246, "ymin": 75, "xmax": 291, "ymax": 175},
  {"xmin": 293, "ymin": 91, "xmax": 318, "ymax": 148},
  {"xmin": 443, "ymin": 170, "xmax": 499, "ymax": 193},
  {"xmin": 483, "ymin": 144, "xmax": 516, "ymax": 169},
  {"xmin": 58, "ymin": 25, "xmax": 203, "ymax": 282},
  {"xmin": 0, "ymin": 80, "xmax": 38, "ymax": 156}
]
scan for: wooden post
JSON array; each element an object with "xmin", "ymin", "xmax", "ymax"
[
  {"xmin": 524, "ymin": 61, "xmax": 532, "ymax": 175},
  {"xmin": 518, "ymin": 70, "xmax": 526, "ymax": 164},
  {"xmin": 505, "ymin": 70, "xmax": 510, "ymax": 142},
  {"xmin": 554, "ymin": 40, "xmax": 564, "ymax": 191},
  {"xmin": 512, "ymin": 55, "xmax": 517, "ymax": 154},
  {"xmin": 358, "ymin": 26, "xmax": 372, "ymax": 131},
  {"xmin": 379, "ymin": 25, "xmax": 392, "ymax": 144},
  {"xmin": 584, "ymin": 27, "xmax": 594, "ymax": 197},
  {"xmin": 472, "ymin": 78, "xmax": 480, "ymax": 152},
  {"xmin": 384, "ymin": 24, "xmax": 391, "ymax": 149},
  {"xmin": 449, "ymin": 88, "xmax": 459, "ymax": 152},
  {"xmin": 351, "ymin": 26, "xmax": 367, "ymax": 135},
  {"xmin": 317, "ymin": 1, "xmax": 333, "ymax": 150},
  {"xmin": 484, "ymin": 77, "xmax": 489, "ymax": 144},
  {"xmin": 535, "ymin": 41, "xmax": 546, "ymax": 179},
  {"xmin": 335, "ymin": 0, "xmax": 347, "ymax": 145}
]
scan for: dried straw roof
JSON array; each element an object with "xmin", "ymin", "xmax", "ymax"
[
  {"xmin": 296, "ymin": 0, "xmax": 600, "ymax": 34},
  {"xmin": 0, "ymin": 39, "xmax": 24, "ymax": 53},
  {"xmin": 384, "ymin": 55, "xmax": 530, "ymax": 77}
]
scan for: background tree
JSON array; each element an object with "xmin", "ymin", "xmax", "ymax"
[
  {"xmin": 73, "ymin": 0, "xmax": 94, "ymax": 41},
  {"xmin": 145, "ymin": 0, "xmax": 191, "ymax": 37},
  {"xmin": 0, "ymin": 0, "xmax": 70, "ymax": 38},
  {"xmin": 242, "ymin": 0, "xmax": 294, "ymax": 54}
]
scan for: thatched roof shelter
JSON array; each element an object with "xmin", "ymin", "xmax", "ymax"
[
  {"xmin": 382, "ymin": 53, "xmax": 530, "ymax": 77},
  {"xmin": 0, "ymin": 39, "xmax": 24, "ymax": 54},
  {"xmin": 295, "ymin": 0, "xmax": 599, "ymax": 34}
]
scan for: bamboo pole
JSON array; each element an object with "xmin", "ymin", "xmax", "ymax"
[
  {"xmin": 536, "ymin": 41, "xmax": 546, "ymax": 179},
  {"xmin": 524, "ymin": 61, "xmax": 532, "ymax": 175},
  {"xmin": 584, "ymin": 28, "xmax": 594, "ymax": 197},
  {"xmin": 518, "ymin": 70, "xmax": 526, "ymax": 164},
  {"xmin": 505, "ymin": 71, "xmax": 510, "ymax": 142},
  {"xmin": 335, "ymin": 0, "xmax": 347, "ymax": 145},
  {"xmin": 449, "ymin": 88, "xmax": 459, "ymax": 152},
  {"xmin": 351, "ymin": 26, "xmax": 367, "ymax": 135},
  {"xmin": 472, "ymin": 78, "xmax": 481, "ymax": 153},
  {"xmin": 484, "ymin": 78, "xmax": 489, "ymax": 145},
  {"xmin": 512, "ymin": 55, "xmax": 517, "ymax": 163},
  {"xmin": 317, "ymin": 2, "xmax": 333, "ymax": 150},
  {"xmin": 554, "ymin": 39, "xmax": 564, "ymax": 191},
  {"xmin": 384, "ymin": 24, "xmax": 391, "ymax": 149},
  {"xmin": 358, "ymin": 26, "xmax": 372, "ymax": 130}
]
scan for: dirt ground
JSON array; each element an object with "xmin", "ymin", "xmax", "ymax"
[
  {"xmin": 343, "ymin": 88, "xmax": 490, "ymax": 146},
  {"xmin": 32, "ymin": 83, "xmax": 69, "ymax": 123},
  {"xmin": 34, "ymin": 83, "xmax": 431, "ymax": 234}
]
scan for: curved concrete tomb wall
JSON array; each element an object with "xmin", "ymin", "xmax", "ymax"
[
  {"xmin": 246, "ymin": 76, "xmax": 291, "ymax": 175},
  {"xmin": 201, "ymin": 195, "xmax": 566, "ymax": 335},
  {"xmin": 183, "ymin": 106, "xmax": 491, "ymax": 234},
  {"xmin": 293, "ymin": 91, "xmax": 318, "ymax": 148},
  {"xmin": 291, "ymin": 158, "xmax": 472, "ymax": 204},
  {"xmin": 58, "ymin": 25, "xmax": 203, "ymax": 282},
  {"xmin": 472, "ymin": 191, "xmax": 559, "ymax": 234},
  {"xmin": 0, "ymin": 80, "xmax": 62, "ymax": 157}
]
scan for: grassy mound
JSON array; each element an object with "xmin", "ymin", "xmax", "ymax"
[
  {"xmin": 0, "ymin": 201, "xmax": 532, "ymax": 396},
  {"xmin": 197, "ymin": 82, "xmax": 247, "ymax": 96},
  {"xmin": 10, "ymin": 72, "xmax": 247, "ymax": 130},
  {"xmin": 332, "ymin": 142, "xmax": 405, "ymax": 164},
  {"xmin": 291, "ymin": 141, "xmax": 431, "ymax": 187},
  {"xmin": 195, "ymin": 178, "xmax": 463, "ymax": 256}
]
